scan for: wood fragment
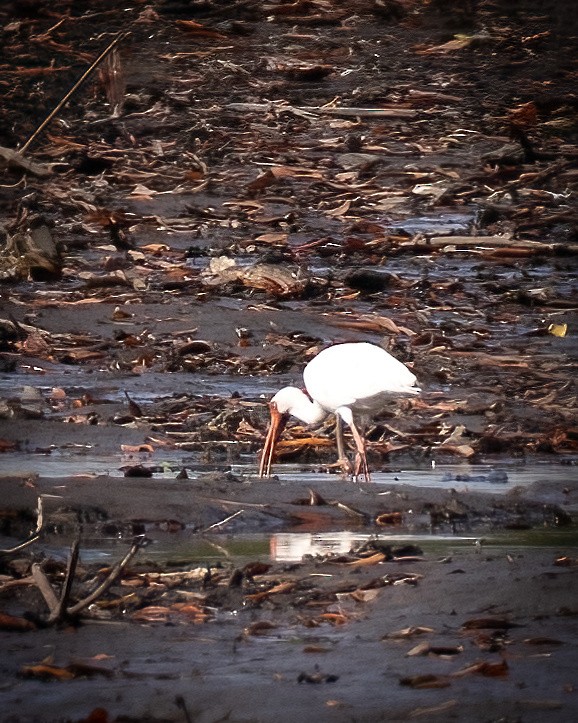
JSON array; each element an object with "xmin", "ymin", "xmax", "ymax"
[
  {"xmin": 0, "ymin": 146, "xmax": 52, "ymax": 177},
  {"xmin": 224, "ymin": 102, "xmax": 416, "ymax": 118}
]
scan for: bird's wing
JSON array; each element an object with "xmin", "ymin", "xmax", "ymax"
[{"xmin": 304, "ymin": 342, "xmax": 417, "ymax": 412}]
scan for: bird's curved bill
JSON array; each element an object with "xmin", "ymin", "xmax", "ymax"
[{"xmin": 258, "ymin": 403, "xmax": 287, "ymax": 478}]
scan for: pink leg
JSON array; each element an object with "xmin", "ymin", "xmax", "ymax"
[
  {"xmin": 348, "ymin": 419, "xmax": 371, "ymax": 482},
  {"xmin": 335, "ymin": 414, "xmax": 352, "ymax": 476}
]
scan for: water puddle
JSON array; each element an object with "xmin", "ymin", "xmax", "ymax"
[
  {"xmin": 0, "ymin": 369, "xmax": 277, "ymax": 403},
  {"xmin": 384, "ymin": 211, "xmax": 474, "ymax": 236},
  {"xmin": 232, "ymin": 462, "xmax": 577, "ymax": 494},
  {"xmin": 29, "ymin": 525, "xmax": 577, "ymax": 568}
]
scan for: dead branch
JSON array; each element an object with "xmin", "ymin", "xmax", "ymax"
[
  {"xmin": 49, "ymin": 538, "xmax": 80, "ymax": 624},
  {"xmin": 0, "ymin": 496, "xmax": 45, "ymax": 555},
  {"xmin": 30, "ymin": 535, "xmax": 147, "ymax": 624},
  {"xmin": 0, "ymin": 146, "xmax": 51, "ymax": 177},
  {"xmin": 20, "ymin": 31, "xmax": 129, "ymax": 154},
  {"xmin": 224, "ymin": 102, "xmax": 417, "ymax": 118},
  {"xmin": 66, "ymin": 535, "xmax": 147, "ymax": 616},
  {"xmin": 31, "ymin": 562, "xmax": 60, "ymax": 617},
  {"xmin": 201, "ymin": 509, "xmax": 244, "ymax": 532}
]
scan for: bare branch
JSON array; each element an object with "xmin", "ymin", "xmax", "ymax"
[
  {"xmin": 20, "ymin": 31, "xmax": 129, "ymax": 154},
  {"xmin": 66, "ymin": 536, "xmax": 147, "ymax": 616},
  {"xmin": 201, "ymin": 509, "xmax": 244, "ymax": 533},
  {"xmin": 0, "ymin": 496, "xmax": 45, "ymax": 555},
  {"xmin": 31, "ymin": 562, "xmax": 60, "ymax": 615},
  {"xmin": 48, "ymin": 537, "xmax": 80, "ymax": 624}
]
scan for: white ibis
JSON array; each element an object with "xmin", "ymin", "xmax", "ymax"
[{"xmin": 258, "ymin": 342, "xmax": 420, "ymax": 480}]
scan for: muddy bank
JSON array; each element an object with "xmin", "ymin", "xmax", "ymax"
[
  {"xmin": 0, "ymin": 468, "xmax": 577, "ymax": 722},
  {"xmin": 1, "ymin": 538, "xmax": 577, "ymax": 722}
]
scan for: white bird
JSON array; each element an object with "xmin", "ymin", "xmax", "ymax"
[{"xmin": 258, "ymin": 342, "xmax": 420, "ymax": 480}]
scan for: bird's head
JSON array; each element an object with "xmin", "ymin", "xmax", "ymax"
[
  {"xmin": 269, "ymin": 386, "xmax": 307, "ymax": 414},
  {"xmin": 259, "ymin": 387, "xmax": 308, "ymax": 478},
  {"xmin": 259, "ymin": 387, "xmax": 326, "ymax": 478}
]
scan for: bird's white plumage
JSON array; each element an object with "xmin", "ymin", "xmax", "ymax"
[{"xmin": 303, "ymin": 342, "xmax": 418, "ymax": 414}]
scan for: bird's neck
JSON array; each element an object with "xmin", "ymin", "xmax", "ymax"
[{"xmin": 292, "ymin": 396, "xmax": 327, "ymax": 425}]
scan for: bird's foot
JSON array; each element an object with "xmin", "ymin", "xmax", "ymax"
[
  {"xmin": 337, "ymin": 455, "xmax": 353, "ymax": 478},
  {"xmin": 322, "ymin": 458, "xmax": 352, "ymax": 478},
  {"xmin": 353, "ymin": 452, "xmax": 372, "ymax": 483}
]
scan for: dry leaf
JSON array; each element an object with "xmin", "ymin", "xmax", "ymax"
[
  {"xmin": 547, "ymin": 323, "xmax": 567, "ymax": 338},
  {"xmin": 400, "ymin": 674, "xmax": 451, "ymax": 689},
  {"xmin": 0, "ymin": 612, "xmax": 36, "ymax": 631},
  {"xmin": 452, "ymin": 660, "xmax": 509, "ymax": 678},
  {"xmin": 19, "ymin": 664, "xmax": 75, "ymax": 681},
  {"xmin": 244, "ymin": 621, "xmax": 278, "ymax": 636},
  {"xmin": 383, "ymin": 626, "xmax": 435, "ymax": 640}
]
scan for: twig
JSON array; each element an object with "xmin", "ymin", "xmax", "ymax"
[
  {"xmin": 0, "ymin": 496, "xmax": 45, "ymax": 555},
  {"xmin": 224, "ymin": 102, "xmax": 417, "ymax": 118},
  {"xmin": 31, "ymin": 535, "xmax": 147, "ymax": 623},
  {"xmin": 66, "ymin": 535, "xmax": 147, "ymax": 616},
  {"xmin": 201, "ymin": 509, "xmax": 244, "ymax": 533},
  {"xmin": 31, "ymin": 563, "xmax": 60, "ymax": 615},
  {"xmin": 20, "ymin": 31, "xmax": 129, "ymax": 154},
  {"xmin": 201, "ymin": 539, "xmax": 232, "ymax": 558},
  {"xmin": 49, "ymin": 537, "xmax": 80, "ymax": 624},
  {"xmin": 198, "ymin": 495, "xmax": 267, "ymax": 509}
]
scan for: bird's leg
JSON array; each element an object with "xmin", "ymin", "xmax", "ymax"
[
  {"xmin": 348, "ymin": 419, "xmax": 371, "ymax": 482},
  {"xmin": 334, "ymin": 414, "xmax": 352, "ymax": 476}
]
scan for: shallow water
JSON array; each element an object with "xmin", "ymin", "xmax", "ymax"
[{"xmin": 25, "ymin": 524, "xmax": 578, "ymax": 568}]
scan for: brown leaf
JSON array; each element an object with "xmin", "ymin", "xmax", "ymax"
[
  {"xmin": 508, "ymin": 101, "xmax": 538, "ymax": 128},
  {"xmin": 19, "ymin": 664, "xmax": 75, "ymax": 681},
  {"xmin": 342, "ymin": 552, "xmax": 385, "ymax": 568},
  {"xmin": 132, "ymin": 605, "xmax": 171, "ymax": 623},
  {"xmin": 120, "ymin": 444, "xmax": 155, "ymax": 454},
  {"xmin": 406, "ymin": 642, "xmax": 432, "ymax": 657},
  {"xmin": 245, "ymin": 581, "xmax": 295, "ymax": 602},
  {"xmin": 0, "ymin": 612, "xmax": 36, "ymax": 631},
  {"xmin": 255, "ymin": 233, "xmax": 288, "ymax": 245},
  {"xmin": 452, "ymin": 660, "xmax": 509, "ymax": 678},
  {"xmin": 242, "ymin": 562, "xmax": 271, "ymax": 578},
  {"xmin": 346, "ymin": 588, "xmax": 379, "ymax": 604},
  {"xmin": 376, "ymin": 512, "xmax": 403, "ymax": 526},
  {"xmin": 244, "ymin": 621, "xmax": 278, "ymax": 636},
  {"xmin": 171, "ymin": 602, "xmax": 210, "ymax": 622},
  {"xmin": 554, "ymin": 556, "xmax": 575, "ymax": 567},
  {"xmin": 407, "ymin": 643, "xmax": 464, "ymax": 657},
  {"xmin": 316, "ymin": 613, "xmax": 349, "ymax": 626},
  {"xmin": 522, "ymin": 637, "xmax": 563, "ymax": 646},
  {"xmin": 176, "ymin": 19, "xmax": 228, "ymax": 39},
  {"xmin": 140, "ymin": 243, "xmax": 170, "ymax": 256},
  {"xmin": 383, "ymin": 626, "xmax": 435, "ymax": 640},
  {"xmin": 400, "ymin": 674, "xmax": 451, "ymax": 689},
  {"xmin": 416, "ymin": 36, "xmax": 477, "ymax": 55},
  {"xmin": 461, "ymin": 617, "xmax": 521, "ymax": 630},
  {"xmin": 67, "ymin": 661, "xmax": 115, "ymax": 678}
]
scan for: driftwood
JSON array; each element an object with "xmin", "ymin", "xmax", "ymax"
[
  {"xmin": 0, "ymin": 220, "xmax": 61, "ymax": 281},
  {"xmin": 32, "ymin": 535, "xmax": 147, "ymax": 625},
  {"xmin": 0, "ymin": 146, "xmax": 51, "ymax": 178},
  {"xmin": 0, "ymin": 496, "xmax": 45, "ymax": 554},
  {"xmin": 224, "ymin": 102, "xmax": 417, "ymax": 118},
  {"xmin": 400, "ymin": 235, "xmax": 578, "ymax": 255}
]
